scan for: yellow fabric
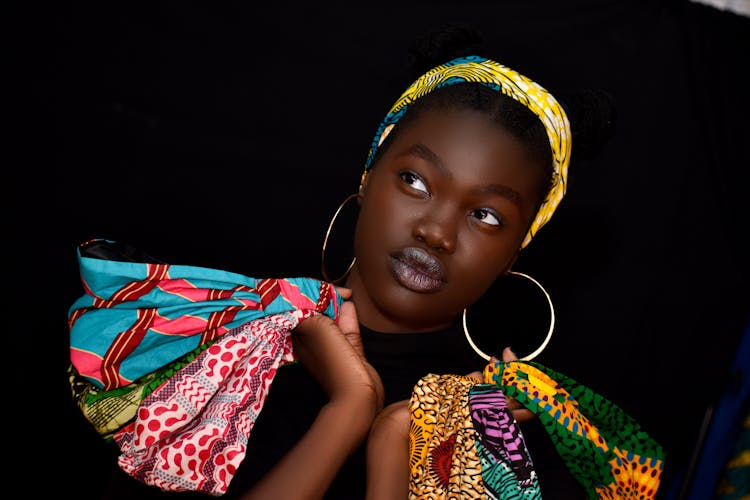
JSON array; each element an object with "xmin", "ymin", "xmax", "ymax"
[{"xmin": 408, "ymin": 374, "xmax": 486, "ymax": 498}]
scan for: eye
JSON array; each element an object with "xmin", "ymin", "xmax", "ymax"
[
  {"xmin": 470, "ymin": 208, "xmax": 503, "ymax": 227},
  {"xmin": 399, "ymin": 170, "xmax": 430, "ymax": 196}
]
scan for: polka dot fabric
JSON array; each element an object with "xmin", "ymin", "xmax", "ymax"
[
  {"xmin": 67, "ymin": 240, "xmax": 343, "ymax": 495},
  {"xmin": 114, "ymin": 311, "xmax": 312, "ymax": 495}
]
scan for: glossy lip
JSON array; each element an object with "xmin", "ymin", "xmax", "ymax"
[{"xmin": 389, "ymin": 247, "xmax": 447, "ymax": 293}]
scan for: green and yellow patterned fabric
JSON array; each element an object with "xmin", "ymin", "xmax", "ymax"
[{"xmin": 407, "ymin": 361, "xmax": 665, "ymax": 499}]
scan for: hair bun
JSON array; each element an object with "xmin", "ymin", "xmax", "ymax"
[
  {"xmin": 407, "ymin": 23, "xmax": 486, "ymax": 80},
  {"xmin": 557, "ymin": 88, "xmax": 617, "ymax": 162},
  {"xmin": 406, "ymin": 25, "xmax": 616, "ymax": 162}
]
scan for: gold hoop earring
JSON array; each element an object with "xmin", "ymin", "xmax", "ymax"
[
  {"xmin": 321, "ymin": 193, "xmax": 357, "ymax": 283},
  {"xmin": 462, "ymin": 271, "xmax": 555, "ymax": 362}
]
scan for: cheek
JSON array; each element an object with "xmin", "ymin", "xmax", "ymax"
[
  {"xmin": 454, "ymin": 232, "xmax": 520, "ymax": 287},
  {"xmin": 353, "ymin": 195, "xmax": 392, "ymax": 260},
  {"xmin": 356, "ymin": 185, "xmax": 408, "ymax": 244},
  {"xmin": 456, "ymin": 260, "xmax": 500, "ymax": 300}
]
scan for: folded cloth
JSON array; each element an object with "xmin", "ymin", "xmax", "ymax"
[
  {"xmin": 114, "ymin": 311, "xmax": 313, "ymax": 495},
  {"xmin": 68, "ymin": 239, "xmax": 340, "ymax": 390},
  {"xmin": 484, "ymin": 361, "xmax": 665, "ymax": 499},
  {"xmin": 409, "ymin": 374, "xmax": 541, "ymax": 499},
  {"xmin": 409, "ymin": 362, "xmax": 665, "ymax": 499},
  {"xmin": 67, "ymin": 239, "xmax": 341, "ymax": 495}
]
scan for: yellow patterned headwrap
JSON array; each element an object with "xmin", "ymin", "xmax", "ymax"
[{"xmin": 362, "ymin": 55, "xmax": 571, "ymax": 248}]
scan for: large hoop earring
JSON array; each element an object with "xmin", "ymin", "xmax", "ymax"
[
  {"xmin": 321, "ymin": 194, "xmax": 357, "ymax": 283},
  {"xmin": 462, "ymin": 271, "xmax": 555, "ymax": 362}
]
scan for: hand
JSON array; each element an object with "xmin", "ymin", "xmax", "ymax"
[
  {"xmin": 334, "ymin": 288, "xmax": 385, "ymax": 412},
  {"xmin": 465, "ymin": 347, "xmax": 535, "ymax": 424},
  {"xmin": 243, "ymin": 293, "xmax": 383, "ymax": 500},
  {"xmin": 293, "ymin": 287, "xmax": 383, "ymax": 412}
]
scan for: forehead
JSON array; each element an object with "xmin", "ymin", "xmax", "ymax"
[{"xmin": 381, "ymin": 108, "xmax": 543, "ymax": 187}]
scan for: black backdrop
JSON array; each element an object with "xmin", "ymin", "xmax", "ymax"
[{"xmin": 13, "ymin": 1, "xmax": 749, "ymax": 497}]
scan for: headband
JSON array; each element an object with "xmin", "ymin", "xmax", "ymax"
[{"xmin": 362, "ymin": 55, "xmax": 571, "ymax": 248}]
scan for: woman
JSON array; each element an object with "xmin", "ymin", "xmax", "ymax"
[
  {"xmin": 240, "ymin": 36, "xmax": 664, "ymax": 496},
  {"xmin": 68, "ymin": 27, "xmax": 662, "ymax": 499},
  {"xmin": 242, "ymin": 50, "xmax": 567, "ymax": 499}
]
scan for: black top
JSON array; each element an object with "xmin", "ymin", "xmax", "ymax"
[{"xmin": 102, "ymin": 320, "xmax": 586, "ymax": 499}]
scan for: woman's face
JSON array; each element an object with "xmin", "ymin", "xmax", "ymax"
[{"xmin": 346, "ymin": 108, "xmax": 547, "ymax": 333}]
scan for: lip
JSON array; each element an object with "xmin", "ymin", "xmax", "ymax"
[{"xmin": 389, "ymin": 247, "xmax": 447, "ymax": 293}]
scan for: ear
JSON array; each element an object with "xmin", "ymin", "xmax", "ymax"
[{"xmin": 357, "ymin": 171, "xmax": 369, "ymax": 203}]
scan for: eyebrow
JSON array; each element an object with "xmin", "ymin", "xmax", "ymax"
[
  {"xmin": 481, "ymin": 183, "xmax": 521, "ymax": 207},
  {"xmin": 402, "ymin": 143, "xmax": 450, "ymax": 178},
  {"xmin": 402, "ymin": 143, "xmax": 522, "ymax": 207}
]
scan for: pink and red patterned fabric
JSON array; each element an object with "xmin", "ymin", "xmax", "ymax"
[
  {"xmin": 68, "ymin": 239, "xmax": 342, "ymax": 495},
  {"xmin": 69, "ymin": 239, "xmax": 339, "ymax": 390},
  {"xmin": 115, "ymin": 311, "xmax": 312, "ymax": 495}
]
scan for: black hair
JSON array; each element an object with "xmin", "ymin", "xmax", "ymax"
[{"xmin": 371, "ymin": 23, "xmax": 617, "ymax": 201}]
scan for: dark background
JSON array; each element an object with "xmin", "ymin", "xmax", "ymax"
[{"xmin": 12, "ymin": 1, "xmax": 749, "ymax": 497}]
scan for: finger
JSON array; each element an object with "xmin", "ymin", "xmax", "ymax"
[
  {"xmin": 511, "ymin": 408, "xmax": 536, "ymax": 424},
  {"xmin": 335, "ymin": 286, "xmax": 352, "ymax": 300},
  {"xmin": 338, "ymin": 301, "xmax": 365, "ymax": 357},
  {"xmin": 465, "ymin": 370, "xmax": 483, "ymax": 382},
  {"xmin": 501, "ymin": 346, "xmax": 518, "ymax": 362},
  {"xmin": 337, "ymin": 301, "xmax": 359, "ymax": 334},
  {"xmin": 506, "ymin": 397, "xmax": 523, "ymax": 411},
  {"xmin": 505, "ymin": 395, "xmax": 535, "ymax": 423},
  {"xmin": 291, "ymin": 316, "xmax": 375, "ymax": 400}
]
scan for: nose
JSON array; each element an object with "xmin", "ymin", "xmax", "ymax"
[{"xmin": 413, "ymin": 208, "xmax": 457, "ymax": 253}]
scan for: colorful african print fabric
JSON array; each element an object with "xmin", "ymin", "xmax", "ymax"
[
  {"xmin": 362, "ymin": 55, "xmax": 571, "ymax": 249},
  {"xmin": 487, "ymin": 361, "xmax": 665, "ymax": 498},
  {"xmin": 114, "ymin": 311, "xmax": 310, "ymax": 495},
  {"xmin": 409, "ymin": 362, "xmax": 665, "ymax": 499},
  {"xmin": 69, "ymin": 239, "xmax": 339, "ymax": 390},
  {"xmin": 68, "ymin": 239, "xmax": 342, "ymax": 495},
  {"xmin": 409, "ymin": 374, "xmax": 541, "ymax": 499},
  {"xmin": 68, "ymin": 340, "xmax": 213, "ymax": 440}
]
